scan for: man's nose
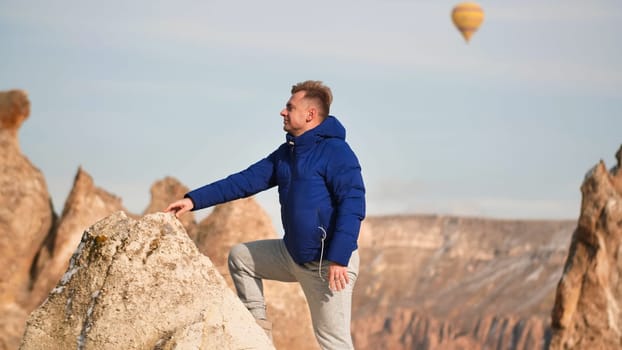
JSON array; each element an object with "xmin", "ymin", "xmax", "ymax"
[{"xmin": 280, "ymin": 109, "xmax": 287, "ymax": 117}]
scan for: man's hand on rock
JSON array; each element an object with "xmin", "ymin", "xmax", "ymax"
[{"xmin": 164, "ymin": 198, "xmax": 194, "ymax": 218}]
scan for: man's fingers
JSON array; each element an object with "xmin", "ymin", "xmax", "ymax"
[
  {"xmin": 164, "ymin": 200, "xmax": 189, "ymax": 217},
  {"xmin": 338, "ymin": 278, "xmax": 345, "ymax": 291},
  {"xmin": 164, "ymin": 202, "xmax": 179, "ymax": 213},
  {"xmin": 327, "ymin": 263, "xmax": 350, "ymax": 291},
  {"xmin": 339, "ymin": 276, "xmax": 347, "ymax": 290},
  {"xmin": 172, "ymin": 206, "xmax": 187, "ymax": 218},
  {"xmin": 166, "ymin": 207, "xmax": 180, "ymax": 215},
  {"xmin": 328, "ymin": 274, "xmax": 348, "ymax": 291},
  {"xmin": 328, "ymin": 271, "xmax": 336, "ymax": 291}
]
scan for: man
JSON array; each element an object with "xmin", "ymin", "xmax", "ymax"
[{"xmin": 165, "ymin": 80, "xmax": 365, "ymax": 349}]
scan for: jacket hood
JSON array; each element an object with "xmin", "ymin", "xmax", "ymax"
[{"xmin": 286, "ymin": 115, "xmax": 346, "ymax": 147}]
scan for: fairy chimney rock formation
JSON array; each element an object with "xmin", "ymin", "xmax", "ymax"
[
  {"xmin": 0, "ymin": 90, "xmax": 30, "ymax": 142},
  {"xmin": 550, "ymin": 145, "xmax": 622, "ymax": 349},
  {"xmin": 20, "ymin": 211, "xmax": 274, "ymax": 350},
  {"xmin": 0, "ymin": 89, "xmax": 53, "ymax": 350},
  {"xmin": 29, "ymin": 167, "xmax": 126, "ymax": 310},
  {"xmin": 142, "ymin": 176, "xmax": 197, "ymax": 240}
]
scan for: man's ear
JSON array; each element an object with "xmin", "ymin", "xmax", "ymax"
[{"xmin": 306, "ymin": 107, "xmax": 317, "ymax": 122}]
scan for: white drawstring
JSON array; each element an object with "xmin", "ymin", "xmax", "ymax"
[{"xmin": 318, "ymin": 226, "xmax": 327, "ymax": 281}]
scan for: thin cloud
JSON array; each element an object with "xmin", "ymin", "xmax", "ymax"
[
  {"xmin": 136, "ymin": 13, "xmax": 621, "ymax": 97},
  {"xmin": 4, "ymin": 1, "xmax": 620, "ymax": 98},
  {"xmin": 368, "ymin": 195, "xmax": 579, "ymax": 220},
  {"xmin": 488, "ymin": 1, "xmax": 622, "ymax": 22}
]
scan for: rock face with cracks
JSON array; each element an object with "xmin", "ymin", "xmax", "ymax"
[
  {"xmin": 20, "ymin": 211, "xmax": 274, "ymax": 350},
  {"xmin": 29, "ymin": 168, "xmax": 126, "ymax": 310},
  {"xmin": 550, "ymin": 146, "xmax": 622, "ymax": 349}
]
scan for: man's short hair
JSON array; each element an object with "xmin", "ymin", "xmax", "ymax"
[{"xmin": 291, "ymin": 80, "xmax": 333, "ymax": 118}]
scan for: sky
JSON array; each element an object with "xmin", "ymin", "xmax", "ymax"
[{"xmin": 2, "ymin": 0, "xmax": 621, "ymax": 229}]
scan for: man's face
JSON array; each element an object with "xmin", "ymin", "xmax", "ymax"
[{"xmin": 280, "ymin": 91, "xmax": 311, "ymax": 137}]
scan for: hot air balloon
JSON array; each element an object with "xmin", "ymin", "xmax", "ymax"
[{"xmin": 451, "ymin": 2, "xmax": 484, "ymax": 43}]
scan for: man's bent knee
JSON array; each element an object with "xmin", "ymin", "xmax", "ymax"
[{"xmin": 227, "ymin": 243, "xmax": 249, "ymax": 272}]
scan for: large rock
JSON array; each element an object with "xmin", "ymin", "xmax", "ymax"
[
  {"xmin": 194, "ymin": 198, "xmax": 317, "ymax": 350},
  {"xmin": 0, "ymin": 90, "xmax": 53, "ymax": 350},
  {"xmin": 550, "ymin": 146, "xmax": 622, "ymax": 349},
  {"xmin": 29, "ymin": 168, "xmax": 126, "ymax": 310},
  {"xmin": 20, "ymin": 211, "xmax": 273, "ymax": 350},
  {"xmin": 353, "ymin": 214, "xmax": 575, "ymax": 349},
  {"xmin": 142, "ymin": 177, "xmax": 197, "ymax": 240}
]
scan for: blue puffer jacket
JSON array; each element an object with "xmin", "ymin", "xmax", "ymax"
[{"xmin": 185, "ymin": 116, "xmax": 366, "ymax": 266}]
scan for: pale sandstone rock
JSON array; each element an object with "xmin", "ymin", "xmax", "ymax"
[
  {"xmin": 0, "ymin": 89, "xmax": 53, "ymax": 350},
  {"xmin": 550, "ymin": 145, "xmax": 622, "ymax": 349},
  {"xmin": 194, "ymin": 198, "xmax": 317, "ymax": 350},
  {"xmin": 142, "ymin": 176, "xmax": 197, "ymax": 240},
  {"xmin": 20, "ymin": 211, "xmax": 273, "ymax": 350},
  {"xmin": 29, "ymin": 168, "xmax": 126, "ymax": 310}
]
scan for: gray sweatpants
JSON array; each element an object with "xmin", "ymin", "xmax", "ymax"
[{"xmin": 228, "ymin": 239, "xmax": 359, "ymax": 350}]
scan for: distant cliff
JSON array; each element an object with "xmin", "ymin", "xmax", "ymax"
[{"xmin": 352, "ymin": 214, "xmax": 574, "ymax": 349}]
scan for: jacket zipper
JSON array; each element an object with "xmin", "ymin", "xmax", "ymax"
[{"xmin": 317, "ymin": 209, "xmax": 327, "ymax": 281}]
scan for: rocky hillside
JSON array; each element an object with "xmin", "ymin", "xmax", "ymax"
[{"xmin": 352, "ymin": 214, "xmax": 574, "ymax": 349}]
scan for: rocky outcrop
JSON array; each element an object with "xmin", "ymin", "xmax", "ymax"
[
  {"xmin": 20, "ymin": 211, "xmax": 273, "ymax": 350},
  {"xmin": 194, "ymin": 198, "xmax": 317, "ymax": 350},
  {"xmin": 352, "ymin": 214, "xmax": 575, "ymax": 349},
  {"xmin": 142, "ymin": 176, "xmax": 197, "ymax": 240},
  {"xmin": 29, "ymin": 168, "xmax": 126, "ymax": 310},
  {"xmin": 550, "ymin": 146, "xmax": 622, "ymax": 349},
  {"xmin": 0, "ymin": 90, "xmax": 53, "ymax": 350}
]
